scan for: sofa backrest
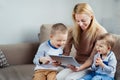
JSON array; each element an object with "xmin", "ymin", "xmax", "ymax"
[
  {"xmin": 112, "ymin": 34, "xmax": 120, "ymax": 79},
  {"xmin": 39, "ymin": 24, "xmax": 53, "ymax": 44},
  {"xmin": 0, "ymin": 42, "xmax": 39, "ymax": 65},
  {"xmin": 112, "ymin": 34, "xmax": 120, "ymax": 61}
]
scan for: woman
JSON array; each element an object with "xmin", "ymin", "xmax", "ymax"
[{"xmin": 56, "ymin": 3, "xmax": 107, "ymax": 80}]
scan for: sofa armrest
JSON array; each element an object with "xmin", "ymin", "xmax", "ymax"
[
  {"xmin": 112, "ymin": 34, "xmax": 120, "ymax": 80},
  {"xmin": 0, "ymin": 42, "xmax": 39, "ymax": 65}
]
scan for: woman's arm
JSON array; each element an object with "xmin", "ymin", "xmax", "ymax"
[
  {"xmin": 77, "ymin": 57, "xmax": 93, "ymax": 71},
  {"xmin": 63, "ymin": 28, "xmax": 73, "ymax": 56},
  {"xmin": 67, "ymin": 57, "xmax": 93, "ymax": 72},
  {"xmin": 77, "ymin": 44, "xmax": 97, "ymax": 71},
  {"xmin": 68, "ymin": 47, "xmax": 96, "ymax": 72}
]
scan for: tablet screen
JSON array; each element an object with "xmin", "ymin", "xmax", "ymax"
[{"xmin": 49, "ymin": 55, "xmax": 81, "ymax": 67}]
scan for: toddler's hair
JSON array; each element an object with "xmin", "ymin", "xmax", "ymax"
[{"xmin": 97, "ymin": 33, "xmax": 115, "ymax": 48}]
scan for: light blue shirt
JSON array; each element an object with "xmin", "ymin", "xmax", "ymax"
[
  {"xmin": 91, "ymin": 51, "xmax": 117, "ymax": 78},
  {"xmin": 33, "ymin": 40, "xmax": 63, "ymax": 70}
]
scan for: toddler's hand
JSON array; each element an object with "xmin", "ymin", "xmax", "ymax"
[{"xmin": 95, "ymin": 57, "xmax": 104, "ymax": 67}]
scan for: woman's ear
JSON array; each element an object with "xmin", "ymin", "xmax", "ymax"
[{"xmin": 91, "ymin": 15, "xmax": 93, "ymax": 20}]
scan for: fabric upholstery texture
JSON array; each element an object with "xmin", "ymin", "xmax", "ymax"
[
  {"xmin": 0, "ymin": 49, "xmax": 9, "ymax": 68},
  {"xmin": 39, "ymin": 24, "xmax": 53, "ymax": 44},
  {"xmin": 112, "ymin": 34, "xmax": 120, "ymax": 80},
  {"xmin": 0, "ymin": 43, "xmax": 39, "ymax": 80},
  {"xmin": 0, "ymin": 43, "xmax": 39, "ymax": 65},
  {"xmin": 0, "ymin": 64, "xmax": 35, "ymax": 80}
]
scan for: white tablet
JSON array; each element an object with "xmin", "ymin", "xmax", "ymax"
[{"xmin": 49, "ymin": 55, "xmax": 81, "ymax": 67}]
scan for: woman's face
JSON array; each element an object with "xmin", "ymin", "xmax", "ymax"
[{"xmin": 75, "ymin": 13, "xmax": 92, "ymax": 31}]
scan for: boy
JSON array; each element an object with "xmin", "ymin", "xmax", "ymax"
[
  {"xmin": 78, "ymin": 33, "xmax": 117, "ymax": 80},
  {"xmin": 32, "ymin": 23, "xmax": 68, "ymax": 80}
]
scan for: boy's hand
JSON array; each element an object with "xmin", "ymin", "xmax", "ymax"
[
  {"xmin": 52, "ymin": 60, "xmax": 61, "ymax": 67},
  {"xmin": 40, "ymin": 57, "xmax": 51, "ymax": 64}
]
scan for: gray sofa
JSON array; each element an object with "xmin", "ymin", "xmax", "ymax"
[
  {"xmin": 0, "ymin": 24, "xmax": 120, "ymax": 80},
  {"xmin": 0, "ymin": 43, "xmax": 39, "ymax": 80}
]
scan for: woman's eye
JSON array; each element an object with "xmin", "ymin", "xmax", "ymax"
[
  {"xmin": 81, "ymin": 20, "xmax": 86, "ymax": 22},
  {"xmin": 100, "ymin": 46, "xmax": 103, "ymax": 48},
  {"xmin": 76, "ymin": 20, "xmax": 79, "ymax": 23}
]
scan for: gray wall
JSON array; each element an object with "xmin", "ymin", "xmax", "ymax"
[{"xmin": 0, "ymin": 0, "xmax": 120, "ymax": 44}]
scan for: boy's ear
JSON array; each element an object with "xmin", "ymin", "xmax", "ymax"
[
  {"xmin": 50, "ymin": 34, "xmax": 53, "ymax": 38},
  {"xmin": 108, "ymin": 46, "xmax": 111, "ymax": 50}
]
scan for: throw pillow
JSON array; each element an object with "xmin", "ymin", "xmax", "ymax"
[{"xmin": 0, "ymin": 49, "xmax": 9, "ymax": 68}]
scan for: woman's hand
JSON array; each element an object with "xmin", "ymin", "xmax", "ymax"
[{"xmin": 67, "ymin": 64, "xmax": 79, "ymax": 72}]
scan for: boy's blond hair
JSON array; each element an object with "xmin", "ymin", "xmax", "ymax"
[{"xmin": 50, "ymin": 23, "xmax": 68, "ymax": 35}]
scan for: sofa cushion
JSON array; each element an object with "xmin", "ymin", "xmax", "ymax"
[
  {"xmin": 0, "ymin": 64, "xmax": 35, "ymax": 80},
  {"xmin": 112, "ymin": 34, "xmax": 120, "ymax": 80},
  {"xmin": 0, "ymin": 49, "xmax": 9, "ymax": 68},
  {"xmin": 115, "ymin": 62, "xmax": 120, "ymax": 80},
  {"xmin": 39, "ymin": 24, "xmax": 53, "ymax": 44},
  {"xmin": 0, "ymin": 43, "xmax": 39, "ymax": 65}
]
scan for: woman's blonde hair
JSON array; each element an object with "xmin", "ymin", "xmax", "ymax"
[{"xmin": 72, "ymin": 3, "xmax": 100, "ymax": 45}]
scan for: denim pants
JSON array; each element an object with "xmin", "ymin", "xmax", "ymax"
[{"xmin": 77, "ymin": 71, "xmax": 114, "ymax": 80}]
